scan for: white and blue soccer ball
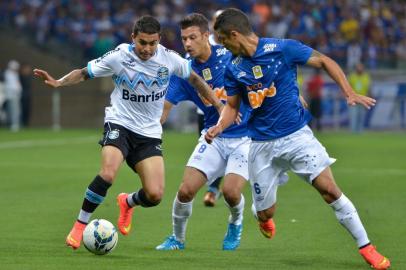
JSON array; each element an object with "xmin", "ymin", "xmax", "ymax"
[{"xmin": 83, "ymin": 219, "xmax": 118, "ymax": 255}]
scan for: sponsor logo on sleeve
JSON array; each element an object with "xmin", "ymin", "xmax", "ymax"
[{"xmin": 263, "ymin": 43, "xmax": 277, "ymax": 52}]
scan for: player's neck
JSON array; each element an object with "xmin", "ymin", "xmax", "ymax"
[
  {"xmin": 240, "ymin": 34, "xmax": 259, "ymax": 57},
  {"xmin": 195, "ymin": 43, "xmax": 212, "ymax": 63}
]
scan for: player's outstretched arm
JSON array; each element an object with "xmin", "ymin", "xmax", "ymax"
[
  {"xmin": 188, "ymin": 70, "xmax": 223, "ymax": 114},
  {"xmin": 160, "ymin": 100, "xmax": 174, "ymax": 124},
  {"xmin": 33, "ymin": 67, "xmax": 90, "ymax": 88},
  {"xmin": 205, "ymin": 94, "xmax": 240, "ymax": 144},
  {"xmin": 306, "ymin": 50, "xmax": 376, "ymax": 109}
]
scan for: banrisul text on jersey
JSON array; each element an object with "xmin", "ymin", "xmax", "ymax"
[{"xmin": 87, "ymin": 43, "xmax": 191, "ymax": 139}]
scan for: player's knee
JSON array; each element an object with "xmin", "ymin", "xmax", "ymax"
[
  {"xmin": 223, "ymin": 189, "xmax": 240, "ymax": 207},
  {"xmin": 318, "ymin": 184, "xmax": 341, "ymax": 203},
  {"xmin": 177, "ymin": 186, "xmax": 195, "ymax": 203},
  {"xmin": 98, "ymin": 169, "xmax": 116, "ymax": 183}
]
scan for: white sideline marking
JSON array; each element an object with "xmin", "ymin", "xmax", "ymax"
[{"xmin": 0, "ymin": 136, "xmax": 98, "ymax": 149}]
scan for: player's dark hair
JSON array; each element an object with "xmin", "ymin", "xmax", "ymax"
[
  {"xmin": 133, "ymin": 15, "xmax": 161, "ymax": 36},
  {"xmin": 180, "ymin": 13, "xmax": 209, "ymax": 33},
  {"xmin": 214, "ymin": 8, "xmax": 253, "ymax": 36}
]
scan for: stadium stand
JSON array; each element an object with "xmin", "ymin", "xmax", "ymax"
[{"xmin": 0, "ymin": 0, "xmax": 405, "ymax": 129}]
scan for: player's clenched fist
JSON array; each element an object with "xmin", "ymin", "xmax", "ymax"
[{"xmin": 205, "ymin": 125, "xmax": 223, "ymax": 144}]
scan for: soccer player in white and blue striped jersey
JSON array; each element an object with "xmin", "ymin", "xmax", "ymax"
[{"xmin": 34, "ymin": 15, "xmax": 222, "ymax": 251}]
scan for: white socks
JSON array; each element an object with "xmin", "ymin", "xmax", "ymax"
[
  {"xmin": 78, "ymin": 209, "xmax": 92, "ymax": 223},
  {"xmin": 171, "ymin": 193, "xmax": 245, "ymax": 242},
  {"xmin": 330, "ymin": 193, "xmax": 370, "ymax": 247},
  {"xmin": 172, "ymin": 195, "xmax": 193, "ymax": 243},
  {"xmin": 225, "ymin": 194, "xmax": 245, "ymax": 225}
]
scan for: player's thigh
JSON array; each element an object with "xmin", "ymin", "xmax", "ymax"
[
  {"xmin": 99, "ymin": 145, "xmax": 125, "ymax": 182},
  {"xmin": 186, "ymin": 135, "xmax": 226, "ymax": 184},
  {"xmin": 135, "ymin": 156, "xmax": 165, "ymax": 199},
  {"xmin": 285, "ymin": 125, "xmax": 336, "ymax": 183},
  {"xmin": 249, "ymin": 142, "xmax": 285, "ymax": 211},
  {"xmin": 222, "ymin": 173, "xmax": 246, "ymax": 202},
  {"xmin": 224, "ymin": 137, "xmax": 250, "ymax": 182},
  {"xmin": 178, "ymin": 166, "xmax": 208, "ymax": 201}
]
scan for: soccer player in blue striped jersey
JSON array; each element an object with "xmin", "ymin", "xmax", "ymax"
[
  {"xmin": 206, "ymin": 8, "xmax": 390, "ymax": 270},
  {"xmin": 156, "ymin": 13, "xmax": 251, "ymax": 251}
]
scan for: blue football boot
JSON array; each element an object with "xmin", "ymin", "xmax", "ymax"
[
  {"xmin": 156, "ymin": 235, "xmax": 185, "ymax": 250},
  {"xmin": 222, "ymin": 223, "xmax": 242, "ymax": 250}
]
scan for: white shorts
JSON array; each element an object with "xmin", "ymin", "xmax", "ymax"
[
  {"xmin": 249, "ymin": 125, "xmax": 336, "ymax": 211},
  {"xmin": 186, "ymin": 133, "xmax": 251, "ymax": 184}
]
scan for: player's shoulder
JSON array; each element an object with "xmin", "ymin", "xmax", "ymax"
[
  {"xmin": 158, "ymin": 44, "xmax": 183, "ymax": 58},
  {"xmin": 212, "ymin": 45, "xmax": 230, "ymax": 57},
  {"xmin": 257, "ymin": 37, "xmax": 285, "ymax": 54},
  {"xmin": 96, "ymin": 43, "xmax": 129, "ymax": 62},
  {"xmin": 229, "ymin": 55, "xmax": 243, "ymax": 69},
  {"xmin": 223, "ymin": 55, "xmax": 242, "ymax": 79},
  {"xmin": 269, "ymin": 38, "xmax": 308, "ymax": 51}
]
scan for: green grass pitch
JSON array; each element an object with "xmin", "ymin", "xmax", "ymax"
[{"xmin": 0, "ymin": 129, "xmax": 405, "ymax": 270}]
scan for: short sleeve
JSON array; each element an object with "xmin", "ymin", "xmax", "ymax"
[
  {"xmin": 166, "ymin": 75, "xmax": 192, "ymax": 105},
  {"xmin": 282, "ymin": 39, "xmax": 313, "ymax": 66},
  {"xmin": 87, "ymin": 49, "xmax": 119, "ymax": 78},
  {"xmin": 167, "ymin": 50, "xmax": 192, "ymax": 79},
  {"xmin": 224, "ymin": 67, "xmax": 241, "ymax": 96}
]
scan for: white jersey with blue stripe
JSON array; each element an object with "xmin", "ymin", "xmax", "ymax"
[{"xmin": 87, "ymin": 43, "xmax": 191, "ymax": 139}]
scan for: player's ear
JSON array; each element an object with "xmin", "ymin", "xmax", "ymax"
[
  {"xmin": 131, "ymin": 33, "xmax": 136, "ymax": 42},
  {"xmin": 230, "ymin": 30, "xmax": 239, "ymax": 39}
]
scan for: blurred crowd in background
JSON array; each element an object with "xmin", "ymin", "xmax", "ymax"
[
  {"xmin": 1, "ymin": 0, "xmax": 406, "ymax": 69},
  {"xmin": 0, "ymin": 0, "xmax": 405, "ymax": 132}
]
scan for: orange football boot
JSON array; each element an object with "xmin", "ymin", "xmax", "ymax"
[
  {"xmin": 117, "ymin": 193, "xmax": 134, "ymax": 235},
  {"xmin": 66, "ymin": 221, "xmax": 86, "ymax": 249},
  {"xmin": 359, "ymin": 244, "xmax": 390, "ymax": 270},
  {"xmin": 259, "ymin": 218, "xmax": 276, "ymax": 239}
]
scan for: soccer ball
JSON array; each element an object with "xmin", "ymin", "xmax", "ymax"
[{"xmin": 83, "ymin": 219, "xmax": 118, "ymax": 255}]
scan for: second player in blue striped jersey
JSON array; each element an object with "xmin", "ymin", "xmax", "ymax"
[
  {"xmin": 165, "ymin": 44, "xmax": 251, "ymax": 137},
  {"xmin": 157, "ymin": 13, "xmax": 251, "ymax": 251}
]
